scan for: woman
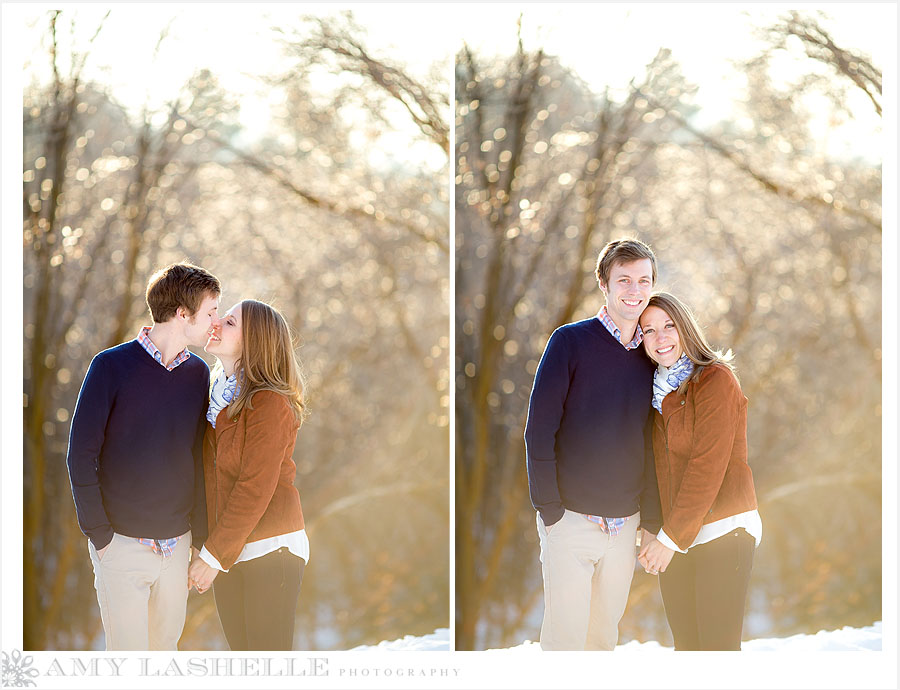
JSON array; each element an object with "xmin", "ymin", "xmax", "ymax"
[
  {"xmin": 187, "ymin": 299, "xmax": 308, "ymax": 651},
  {"xmin": 637, "ymin": 292, "xmax": 761, "ymax": 651}
]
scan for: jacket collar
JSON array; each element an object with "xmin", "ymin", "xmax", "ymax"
[
  {"xmin": 660, "ymin": 388, "xmax": 686, "ymax": 422},
  {"xmin": 659, "ymin": 364, "xmax": 712, "ymax": 422},
  {"xmin": 214, "ymin": 406, "xmax": 240, "ymax": 435}
]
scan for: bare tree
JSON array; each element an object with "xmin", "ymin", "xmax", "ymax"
[
  {"xmin": 762, "ymin": 10, "xmax": 881, "ymax": 117},
  {"xmin": 277, "ymin": 11, "xmax": 450, "ymax": 154}
]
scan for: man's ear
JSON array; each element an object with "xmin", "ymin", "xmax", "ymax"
[
  {"xmin": 598, "ymin": 280, "xmax": 608, "ymax": 297},
  {"xmin": 175, "ymin": 305, "xmax": 188, "ymax": 321}
]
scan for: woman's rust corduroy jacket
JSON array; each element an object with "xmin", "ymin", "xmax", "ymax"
[
  {"xmin": 651, "ymin": 363, "xmax": 758, "ymax": 552},
  {"xmin": 202, "ymin": 389, "xmax": 304, "ymax": 570}
]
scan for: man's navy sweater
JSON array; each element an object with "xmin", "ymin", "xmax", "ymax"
[
  {"xmin": 524, "ymin": 317, "xmax": 661, "ymax": 529},
  {"xmin": 66, "ymin": 340, "xmax": 209, "ymax": 550}
]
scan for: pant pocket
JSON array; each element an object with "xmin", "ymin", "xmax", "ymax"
[
  {"xmin": 96, "ymin": 533, "xmax": 117, "ymax": 565},
  {"xmin": 733, "ymin": 529, "xmax": 752, "ymax": 571},
  {"xmin": 547, "ymin": 509, "xmax": 571, "ymax": 537},
  {"xmin": 537, "ymin": 511, "xmax": 562, "ymax": 541}
]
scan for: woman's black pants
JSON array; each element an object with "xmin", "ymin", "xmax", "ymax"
[
  {"xmin": 658, "ymin": 528, "xmax": 755, "ymax": 651},
  {"xmin": 212, "ymin": 547, "xmax": 305, "ymax": 651}
]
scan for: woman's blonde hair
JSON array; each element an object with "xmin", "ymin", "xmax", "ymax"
[
  {"xmin": 214, "ymin": 299, "xmax": 306, "ymax": 423},
  {"xmin": 643, "ymin": 292, "xmax": 737, "ymax": 394}
]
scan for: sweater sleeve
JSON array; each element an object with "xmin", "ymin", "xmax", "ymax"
[
  {"xmin": 190, "ymin": 409, "xmax": 209, "ymax": 549},
  {"xmin": 664, "ymin": 367, "xmax": 741, "ymax": 550},
  {"xmin": 524, "ymin": 328, "xmax": 571, "ymax": 527},
  {"xmin": 204, "ymin": 391, "xmax": 297, "ymax": 570},
  {"xmin": 638, "ymin": 408, "xmax": 662, "ymax": 533},
  {"xmin": 65, "ymin": 354, "xmax": 115, "ymax": 550}
]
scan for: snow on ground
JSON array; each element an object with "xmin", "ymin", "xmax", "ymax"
[
  {"xmin": 334, "ymin": 622, "xmax": 881, "ymax": 652},
  {"xmin": 350, "ymin": 628, "xmax": 450, "ymax": 651},
  {"xmin": 740, "ymin": 621, "xmax": 882, "ymax": 651},
  {"xmin": 486, "ymin": 621, "xmax": 882, "ymax": 651}
]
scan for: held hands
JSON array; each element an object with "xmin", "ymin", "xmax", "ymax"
[
  {"xmin": 636, "ymin": 528, "xmax": 656, "ymax": 573},
  {"xmin": 637, "ymin": 531, "xmax": 675, "ymax": 575},
  {"xmin": 187, "ymin": 549, "xmax": 219, "ymax": 593}
]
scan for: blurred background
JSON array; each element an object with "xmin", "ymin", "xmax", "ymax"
[
  {"xmin": 22, "ymin": 7, "xmax": 449, "ymax": 650},
  {"xmin": 455, "ymin": 7, "xmax": 886, "ymax": 650}
]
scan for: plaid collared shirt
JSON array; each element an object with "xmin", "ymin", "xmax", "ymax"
[
  {"xmin": 584, "ymin": 514, "xmax": 628, "ymax": 535},
  {"xmin": 596, "ymin": 305, "xmax": 643, "ymax": 350},
  {"xmin": 136, "ymin": 537, "xmax": 180, "ymax": 557},
  {"xmin": 579, "ymin": 306, "xmax": 642, "ymax": 532},
  {"xmin": 136, "ymin": 326, "xmax": 191, "ymax": 371},
  {"xmin": 132, "ymin": 327, "xmax": 189, "ymax": 557}
]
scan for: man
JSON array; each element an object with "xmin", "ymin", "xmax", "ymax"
[
  {"xmin": 524, "ymin": 238, "xmax": 662, "ymax": 651},
  {"xmin": 66, "ymin": 262, "xmax": 220, "ymax": 650}
]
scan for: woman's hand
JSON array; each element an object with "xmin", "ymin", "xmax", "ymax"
[
  {"xmin": 638, "ymin": 538, "xmax": 675, "ymax": 575},
  {"xmin": 188, "ymin": 556, "xmax": 219, "ymax": 593}
]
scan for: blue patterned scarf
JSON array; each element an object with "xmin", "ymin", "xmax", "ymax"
[
  {"xmin": 651, "ymin": 354, "xmax": 694, "ymax": 413},
  {"xmin": 207, "ymin": 368, "xmax": 239, "ymax": 428}
]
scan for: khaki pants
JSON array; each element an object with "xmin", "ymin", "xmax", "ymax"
[
  {"xmin": 87, "ymin": 531, "xmax": 191, "ymax": 650},
  {"xmin": 537, "ymin": 509, "xmax": 639, "ymax": 650}
]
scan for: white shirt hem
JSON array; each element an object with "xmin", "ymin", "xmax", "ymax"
[
  {"xmin": 199, "ymin": 529, "xmax": 310, "ymax": 573},
  {"xmin": 657, "ymin": 510, "xmax": 762, "ymax": 553}
]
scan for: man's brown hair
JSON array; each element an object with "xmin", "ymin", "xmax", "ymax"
[
  {"xmin": 595, "ymin": 238, "xmax": 657, "ymax": 287},
  {"xmin": 145, "ymin": 262, "xmax": 220, "ymax": 323}
]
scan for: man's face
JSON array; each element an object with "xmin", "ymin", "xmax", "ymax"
[
  {"xmin": 182, "ymin": 293, "xmax": 220, "ymax": 348},
  {"xmin": 599, "ymin": 258, "xmax": 654, "ymax": 328}
]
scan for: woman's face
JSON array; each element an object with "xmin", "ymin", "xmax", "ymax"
[
  {"xmin": 640, "ymin": 305, "xmax": 682, "ymax": 367},
  {"xmin": 205, "ymin": 302, "xmax": 243, "ymax": 361}
]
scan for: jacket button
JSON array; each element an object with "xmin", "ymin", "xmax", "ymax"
[{"xmin": 680, "ymin": 400, "xmax": 685, "ymax": 405}]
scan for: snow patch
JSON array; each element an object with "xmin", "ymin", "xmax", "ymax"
[
  {"xmin": 487, "ymin": 621, "xmax": 882, "ymax": 651},
  {"xmin": 350, "ymin": 628, "xmax": 450, "ymax": 651},
  {"xmin": 335, "ymin": 623, "xmax": 882, "ymax": 652}
]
